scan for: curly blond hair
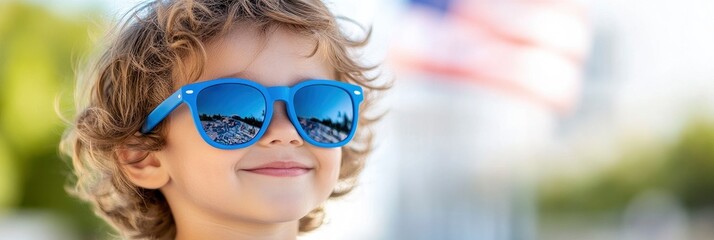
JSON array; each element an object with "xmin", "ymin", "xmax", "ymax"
[{"xmin": 60, "ymin": 0, "xmax": 387, "ymax": 239}]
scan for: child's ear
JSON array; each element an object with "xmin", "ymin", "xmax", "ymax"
[{"xmin": 116, "ymin": 147, "xmax": 169, "ymax": 190}]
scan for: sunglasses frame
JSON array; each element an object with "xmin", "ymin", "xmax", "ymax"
[{"xmin": 141, "ymin": 78, "xmax": 364, "ymax": 149}]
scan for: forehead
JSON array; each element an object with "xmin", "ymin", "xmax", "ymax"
[{"xmin": 189, "ymin": 24, "xmax": 334, "ymax": 86}]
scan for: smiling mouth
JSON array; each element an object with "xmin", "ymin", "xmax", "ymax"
[
  {"xmin": 243, "ymin": 167, "xmax": 311, "ymax": 177},
  {"xmin": 241, "ymin": 161, "xmax": 313, "ymax": 177}
]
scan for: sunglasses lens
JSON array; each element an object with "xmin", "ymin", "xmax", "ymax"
[
  {"xmin": 294, "ymin": 85, "xmax": 354, "ymax": 144},
  {"xmin": 196, "ymin": 84, "xmax": 266, "ymax": 146}
]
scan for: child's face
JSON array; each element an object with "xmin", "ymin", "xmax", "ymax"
[{"xmin": 154, "ymin": 26, "xmax": 340, "ymax": 227}]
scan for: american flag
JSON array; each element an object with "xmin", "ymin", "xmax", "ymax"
[{"xmin": 391, "ymin": 0, "xmax": 590, "ymax": 114}]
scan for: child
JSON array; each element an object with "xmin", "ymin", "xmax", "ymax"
[{"xmin": 60, "ymin": 0, "xmax": 386, "ymax": 239}]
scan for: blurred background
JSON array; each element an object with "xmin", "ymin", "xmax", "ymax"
[{"xmin": 1, "ymin": 0, "xmax": 714, "ymax": 239}]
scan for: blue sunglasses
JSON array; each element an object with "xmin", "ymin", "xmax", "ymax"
[{"xmin": 141, "ymin": 78, "xmax": 364, "ymax": 149}]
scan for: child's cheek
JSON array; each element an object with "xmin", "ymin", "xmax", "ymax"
[{"xmin": 314, "ymin": 147, "xmax": 342, "ymax": 198}]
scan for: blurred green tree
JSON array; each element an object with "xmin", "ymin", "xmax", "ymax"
[
  {"xmin": 539, "ymin": 115, "xmax": 714, "ymax": 217},
  {"xmin": 665, "ymin": 117, "xmax": 714, "ymax": 210},
  {"xmin": 0, "ymin": 1, "xmax": 110, "ymax": 239}
]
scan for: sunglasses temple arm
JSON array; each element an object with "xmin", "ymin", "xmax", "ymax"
[{"xmin": 140, "ymin": 90, "xmax": 183, "ymax": 134}]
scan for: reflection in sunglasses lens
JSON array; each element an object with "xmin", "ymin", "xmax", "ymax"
[
  {"xmin": 196, "ymin": 84, "xmax": 266, "ymax": 145},
  {"xmin": 294, "ymin": 85, "xmax": 353, "ymax": 144}
]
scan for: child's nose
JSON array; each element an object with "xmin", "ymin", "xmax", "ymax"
[{"xmin": 257, "ymin": 102, "xmax": 304, "ymax": 147}]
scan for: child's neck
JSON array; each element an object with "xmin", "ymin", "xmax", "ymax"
[{"xmin": 173, "ymin": 217, "xmax": 299, "ymax": 240}]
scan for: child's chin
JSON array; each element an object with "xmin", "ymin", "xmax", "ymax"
[
  {"xmin": 240, "ymin": 189, "xmax": 327, "ymax": 223},
  {"xmin": 255, "ymin": 208, "xmax": 312, "ymax": 223}
]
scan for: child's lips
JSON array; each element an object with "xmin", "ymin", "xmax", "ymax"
[
  {"xmin": 244, "ymin": 168, "xmax": 311, "ymax": 177},
  {"xmin": 241, "ymin": 161, "xmax": 313, "ymax": 177}
]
